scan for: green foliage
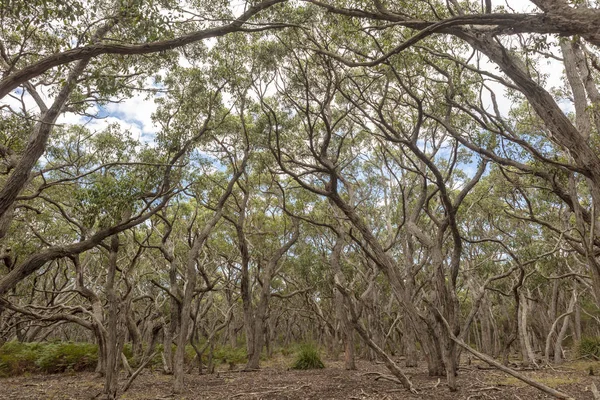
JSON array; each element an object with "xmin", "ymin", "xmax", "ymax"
[
  {"xmin": 280, "ymin": 342, "xmax": 304, "ymax": 357},
  {"xmin": 0, "ymin": 341, "xmax": 42, "ymax": 376},
  {"xmin": 35, "ymin": 342, "xmax": 97, "ymax": 373},
  {"xmin": 280, "ymin": 346, "xmax": 294, "ymax": 357},
  {"xmin": 213, "ymin": 345, "xmax": 247, "ymax": 365},
  {"xmin": 577, "ymin": 337, "xmax": 600, "ymax": 360},
  {"xmin": 122, "ymin": 342, "xmax": 134, "ymax": 360},
  {"xmin": 0, "ymin": 341, "xmax": 97, "ymax": 376},
  {"xmin": 291, "ymin": 343, "xmax": 324, "ymax": 370}
]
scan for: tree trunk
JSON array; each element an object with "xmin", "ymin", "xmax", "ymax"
[
  {"xmin": 173, "ymin": 156, "xmax": 245, "ymax": 393},
  {"xmin": 162, "ymin": 320, "xmax": 173, "ymax": 374},
  {"xmin": 481, "ymin": 307, "xmax": 493, "ymax": 354},
  {"xmin": 126, "ymin": 313, "xmax": 143, "ymax": 361},
  {"xmin": 103, "ymin": 235, "xmax": 120, "ymax": 400},
  {"xmin": 246, "ymin": 222, "xmax": 299, "ymax": 370},
  {"xmin": 344, "ymin": 329, "xmax": 356, "ymax": 370},
  {"xmin": 173, "ymin": 242, "xmax": 205, "ymax": 392},
  {"xmin": 518, "ymin": 293, "xmax": 537, "ymax": 367},
  {"xmin": 332, "ymin": 235, "xmax": 356, "ymax": 370},
  {"xmin": 554, "ymin": 292, "xmax": 577, "ymax": 364},
  {"xmin": 403, "ymin": 324, "xmax": 418, "ymax": 368}
]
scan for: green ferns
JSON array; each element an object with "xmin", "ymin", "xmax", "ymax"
[
  {"xmin": 0, "ymin": 341, "xmax": 251, "ymax": 376},
  {"xmin": 0, "ymin": 341, "xmax": 97, "ymax": 376},
  {"xmin": 291, "ymin": 344, "xmax": 324, "ymax": 370}
]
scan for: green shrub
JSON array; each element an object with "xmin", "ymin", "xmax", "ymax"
[
  {"xmin": 280, "ymin": 342, "xmax": 305, "ymax": 357},
  {"xmin": 280, "ymin": 346, "xmax": 293, "ymax": 357},
  {"xmin": 35, "ymin": 342, "xmax": 97, "ymax": 373},
  {"xmin": 122, "ymin": 343, "xmax": 134, "ymax": 360},
  {"xmin": 291, "ymin": 343, "xmax": 324, "ymax": 370},
  {"xmin": 185, "ymin": 344, "xmax": 197, "ymax": 362},
  {"xmin": 0, "ymin": 341, "xmax": 253, "ymax": 376},
  {"xmin": 0, "ymin": 342, "xmax": 42, "ymax": 376},
  {"xmin": 213, "ymin": 345, "xmax": 247, "ymax": 365},
  {"xmin": 577, "ymin": 337, "xmax": 600, "ymax": 360},
  {"xmin": 0, "ymin": 341, "xmax": 97, "ymax": 376}
]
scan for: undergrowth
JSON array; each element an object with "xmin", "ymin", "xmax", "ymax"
[
  {"xmin": 577, "ymin": 337, "xmax": 600, "ymax": 360},
  {"xmin": 0, "ymin": 339, "xmax": 324, "ymax": 376},
  {"xmin": 0, "ymin": 341, "xmax": 97, "ymax": 376},
  {"xmin": 0, "ymin": 340, "xmax": 250, "ymax": 376},
  {"xmin": 291, "ymin": 343, "xmax": 324, "ymax": 370},
  {"xmin": 213, "ymin": 345, "xmax": 247, "ymax": 365}
]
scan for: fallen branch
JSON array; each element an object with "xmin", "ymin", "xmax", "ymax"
[
  {"xmin": 421, "ymin": 378, "xmax": 441, "ymax": 389},
  {"xmin": 469, "ymin": 386, "xmax": 501, "ymax": 392},
  {"xmin": 362, "ymin": 371, "xmax": 403, "ymax": 385}
]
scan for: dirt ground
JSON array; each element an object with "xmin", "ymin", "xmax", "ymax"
[{"xmin": 1, "ymin": 357, "xmax": 598, "ymax": 399}]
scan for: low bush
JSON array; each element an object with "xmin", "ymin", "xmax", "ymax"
[
  {"xmin": 0, "ymin": 341, "xmax": 97, "ymax": 376},
  {"xmin": 577, "ymin": 337, "xmax": 600, "ymax": 360},
  {"xmin": 213, "ymin": 345, "xmax": 247, "ymax": 365},
  {"xmin": 291, "ymin": 343, "xmax": 324, "ymax": 370},
  {"xmin": 0, "ymin": 341, "xmax": 251, "ymax": 376},
  {"xmin": 35, "ymin": 342, "xmax": 97, "ymax": 373},
  {"xmin": 0, "ymin": 341, "xmax": 42, "ymax": 376},
  {"xmin": 280, "ymin": 346, "xmax": 293, "ymax": 357}
]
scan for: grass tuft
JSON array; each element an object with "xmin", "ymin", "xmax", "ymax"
[{"xmin": 291, "ymin": 343, "xmax": 324, "ymax": 370}]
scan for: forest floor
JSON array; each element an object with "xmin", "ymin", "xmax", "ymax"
[{"xmin": 0, "ymin": 356, "xmax": 598, "ymax": 399}]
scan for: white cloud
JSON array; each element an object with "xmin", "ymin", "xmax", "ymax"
[
  {"xmin": 0, "ymin": 85, "xmax": 55, "ymax": 116},
  {"xmin": 56, "ymin": 112, "xmax": 144, "ymax": 140},
  {"xmin": 104, "ymin": 93, "xmax": 159, "ymax": 137},
  {"xmin": 2, "ymin": 83, "xmax": 160, "ymax": 146}
]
